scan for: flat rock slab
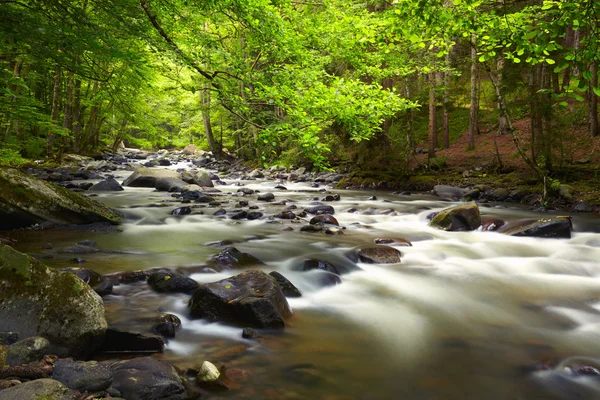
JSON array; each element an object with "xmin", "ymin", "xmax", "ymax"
[
  {"xmin": 0, "ymin": 167, "xmax": 122, "ymax": 230},
  {"xmin": 52, "ymin": 359, "xmax": 113, "ymax": 392},
  {"xmin": 97, "ymin": 328, "xmax": 164, "ymax": 354},
  {"xmin": 498, "ymin": 217, "xmax": 572, "ymax": 238},
  {"xmin": 189, "ymin": 270, "xmax": 291, "ymax": 329}
]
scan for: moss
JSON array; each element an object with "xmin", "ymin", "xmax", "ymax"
[
  {"xmin": 0, "ymin": 344, "xmax": 7, "ymax": 370},
  {"xmin": 0, "ymin": 244, "xmax": 32, "ymax": 279}
]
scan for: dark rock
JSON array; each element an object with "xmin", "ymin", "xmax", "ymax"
[
  {"xmin": 237, "ymin": 200, "xmax": 249, "ymax": 207},
  {"xmin": 6, "ymin": 336, "xmax": 50, "ymax": 366},
  {"xmin": 171, "ymin": 206, "xmax": 192, "ymax": 216},
  {"xmin": 158, "ymin": 158, "xmax": 171, "ymax": 166},
  {"xmin": 60, "ymin": 267, "xmax": 113, "ymax": 296},
  {"xmin": 180, "ymin": 190, "xmax": 211, "ymax": 202},
  {"xmin": 189, "ymin": 270, "xmax": 292, "ymax": 329},
  {"xmin": 300, "ymin": 224, "xmax": 323, "ymax": 232},
  {"xmin": 152, "ymin": 314, "xmax": 182, "ymax": 339},
  {"xmin": 0, "ymin": 379, "xmax": 74, "ymax": 400},
  {"xmin": 269, "ymin": 271, "xmax": 302, "ymax": 297},
  {"xmin": 374, "ymin": 238, "xmax": 412, "ymax": 246},
  {"xmin": 0, "ymin": 168, "xmax": 122, "ymax": 230},
  {"xmin": 257, "ymin": 192, "xmax": 275, "ymax": 201},
  {"xmin": 208, "ymin": 247, "xmax": 265, "ymax": 270},
  {"xmin": 481, "ymin": 219, "xmax": 505, "ymax": 231},
  {"xmin": 274, "ymin": 211, "xmax": 296, "ymax": 219},
  {"xmin": 147, "ymin": 271, "xmax": 198, "ymax": 293},
  {"xmin": 231, "ymin": 210, "xmax": 248, "ymax": 220},
  {"xmin": 305, "ymin": 205, "xmax": 335, "ymax": 215},
  {"xmin": 52, "ymin": 359, "xmax": 113, "ymax": 392},
  {"xmin": 247, "ymin": 211, "xmax": 263, "ymax": 220},
  {"xmin": 98, "ymin": 328, "xmax": 164, "ymax": 354},
  {"xmin": 214, "ymin": 209, "xmax": 227, "ymax": 216},
  {"xmin": 57, "ymin": 244, "xmax": 101, "ymax": 254},
  {"xmin": 429, "ymin": 203, "xmax": 481, "ymax": 231},
  {"xmin": 116, "ymin": 269, "xmax": 150, "ymax": 284},
  {"xmin": 321, "ymin": 195, "xmax": 335, "ymax": 201},
  {"xmin": 302, "ymin": 259, "xmax": 339, "ymax": 274},
  {"xmin": 242, "ymin": 327, "xmax": 261, "ymax": 339},
  {"xmin": 357, "ymin": 246, "xmax": 401, "ymax": 264},
  {"xmin": 0, "ymin": 332, "xmax": 18, "ymax": 345},
  {"xmin": 433, "ymin": 185, "xmax": 466, "ymax": 199},
  {"xmin": 0, "ymin": 244, "xmax": 106, "ymax": 358},
  {"xmin": 498, "ymin": 217, "xmax": 572, "ymax": 239},
  {"xmin": 238, "ymin": 188, "xmax": 254, "ymax": 195},
  {"xmin": 573, "ymin": 201, "xmax": 593, "ymax": 212},
  {"xmin": 107, "ymin": 357, "xmax": 186, "ymax": 400},
  {"xmin": 368, "ymin": 196, "xmax": 377, "ymax": 201},
  {"xmin": 76, "ymin": 240, "xmax": 97, "ymax": 247},
  {"xmin": 89, "ymin": 178, "xmax": 124, "ymax": 191},
  {"xmin": 274, "ymin": 185, "xmax": 287, "ymax": 190},
  {"xmin": 309, "ymin": 215, "xmax": 339, "ymax": 226}
]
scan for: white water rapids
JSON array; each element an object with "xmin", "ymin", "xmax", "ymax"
[{"xmin": 11, "ymin": 166, "xmax": 600, "ymax": 399}]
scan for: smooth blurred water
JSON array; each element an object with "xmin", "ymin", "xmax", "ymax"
[{"xmin": 8, "ymin": 166, "xmax": 600, "ymax": 399}]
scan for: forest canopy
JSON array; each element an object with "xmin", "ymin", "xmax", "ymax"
[{"xmin": 1, "ymin": 0, "xmax": 598, "ymax": 174}]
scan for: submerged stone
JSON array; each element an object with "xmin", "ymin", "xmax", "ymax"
[{"xmin": 357, "ymin": 246, "xmax": 401, "ymax": 264}]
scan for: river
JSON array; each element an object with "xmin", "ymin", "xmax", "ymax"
[{"xmin": 7, "ymin": 163, "xmax": 600, "ymax": 399}]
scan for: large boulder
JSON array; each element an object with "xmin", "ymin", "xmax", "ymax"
[
  {"xmin": 89, "ymin": 177, "xmax": 124, "ymax": 191},
  {"xmin": 0, "ymin": 379, "xmax": 74, "ymax": 400},
  {"xmin": 155, "ymin": 177, "xmax": 188, "ymax": 192},
  {"xmin": 0, "ymin": 168, "xmax": 122, "ymax": 230},
  {"xmin": 429, "ymin": 202, "xmax": 481, "ymax": 231},
  {"xmin": 0, "ymin": 244, "xmax": 107, "ymax": 358},
  {"xmin": 122, "ymin": 167, "xmax": 180, "ymax": 188},
  {"xmin": 191, "ymin": 169, "xmax": 214, "ymax": 187},
  {"xmin": 52, "ymin": 359, "xmax": 113, "ymax": 393},
  {"xmin": 189, "ymin": 270, "xmax": 292, "ymax": 329},
  {"xmin": 498, "ymin": 216, "xmax": 572, "ymax": 238}
]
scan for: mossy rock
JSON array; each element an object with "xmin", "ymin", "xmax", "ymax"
[
  {"xmin": 429, "ymin": 202, "xmax": 481, "ymax": 231},
  {"xmin": 0, "ymin": 167, "xmax": 122, "ymax": 230},
  {"xmin": 0, "ymin": 344, "xmax": 6, "ymax": 370},
  {"xmin": 0, "ymin": 244, "xmax": 107, "ymax": 358},
  {"xmin": 122, "ymin": 167, "xmax": 180, "ymax": 188}
]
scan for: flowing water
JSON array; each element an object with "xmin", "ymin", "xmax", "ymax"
[{"xmin": 8, "ymin": 165, "xmax": 600, "ymax": 399}]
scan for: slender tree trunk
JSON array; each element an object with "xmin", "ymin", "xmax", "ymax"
[
  {"xmin": 427, "ymin": 72, "xmax": 437, "ymax": 158},
  {"xmin": 405, "ymin": 82, "xmax": 415, "ymax": 153},
  {"xmin": 200, "ymin": 83, "xmax": 220, "ymax": 158},
  {"xmin": 485, "ymin": 64, "xmax": 544, "ymax": 179},
  {"xmin": 72, "ymin": 77, "xmax": 83, "ymax": 152},
  {"xmin": 496, "ymin": 57, "xmax": 508, "ymax": 134},
  {"xmin": 562, "ymin": 25, "xmax": 574, "ymax": 89},
  {"xmin": 3, "ymin": 60, "xmax": 23, "ymax": 141},
  {"xmin": 541, "ymin": 63, "xmax": 553, "ymax": 171},
  {"xmin": 442, "ymin": 52, "xmax": 450, "ymax": 149},
  {"xmin": 589, "ymin": 61, "xmax": 599, "ymax": 137},
  {"xmin": 59, "ymin": 70, "xmax": 75, "ymax": 158},
  {"xmin": 47, "ymin": 65, "xmax": 62, "ymax": 157},
  {"xmin": 467, "ymin": 37, "xmax": 478, "ymax": 150}
]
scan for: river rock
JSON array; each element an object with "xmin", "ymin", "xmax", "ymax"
[
  {"xmin": 97, "ymin": 328, "xmax": 164, "ymax": 354},
  {"xmin": 189, "ymin": 270, "xmax": 292, "ymax": 329},
  {"xmin": 155, "ymin": 177, "xmax": 188, "ymax": 192},
  {"xmin": 106, "ymin": 357, "xmax": 186, "ymax": 400},
  {"xmin": 52, "ymin": 359, "xmax": 113, "ymax": 392},
  {"xmin": 242, "ymin": 327, "xmax": 261, "ymax": 339},
  {"xmin": 0, "ymin": 244, "xmax": 106, "ymax": 358},
  {"xmin": 0, "ymin": 379, "xmax": 74, "ymax": 400},
  {"xmin": 305, "ymin": 205, "xmax": 335, "ymax": 215},
  {"xmin": 573, "ymin": 201, "xmax": 593, "ymax": 212},
  {"xmin": 357, "ymin": 246, "xmax": 401, "ymax": 264},
  {"xmin": 0, "ymin": 345, "xmax": 6, "ymax": 369},
  {"xmin": 0, "ymin": 167, "xmax": 122, "ymax": 230},
  {"xmin": 147, "ymin": 271, "xmax": 199, "ymax": 293},
  {"xmin": 192, "ymin": 169, "xmax": 214, "ymax": 187},
  {"xmin": 182, "ymin": 144, "xmax": 197, "ymax": 155},
  {"xmin": 0, "ymin": 332, "xmax": 18, "ymax": 345},
  {"xmin": 197, "ymin": 361, "xmax": 220, "ymax": 383},
  {"xmin": 152, "ymin": 314, "xmax": 182, "ymax": 338},
  {"xmin": 5, "ymin": 336, "xmax": 50, "ymax": 366},
  {"xmin": 269, "ymin": 271, "xmax": 302, "ymax": 297},
  {"xmin": 89, "ymin": 177, "xmax": 124, "ymax": 191},
  {"xmin": 433, "ymin": 185, "xmax": 467, "ymax": 199},
  {"xmin": 257, "ymin": 192, "xmax": 275, "ymax": 201},
  {"xmin": 274, "ymin": 211, "xmax": 296, "ymax": 219},
  {"xmin": 171, "ymin": 206, "xmax": 192, "ymax": 215},
  {"xmin": 374, "ymin": 237, "xmax": 412, "ymax": 246},
  {"xmin": 60, "ymin": 267, "xmax": 113, "ymax": 296},
  {"xmin": 482, "ymin": 219, "xmax": 505, "ymax": 231},
  {"xmin": 207, "ymin": 247, "xmax": 265, "ymax": 270},
  {"xmin": 122, "ymin": 167, "xmax": 180, "ymax": 188},
  {"xmin": 428, "ymin": 203, "xmax": 481, "ymax": 231},
  {"xmin": 309, "ymin": 215, "xmax": 339, "ymax": 226},
  {"xmin": 498, "ymin": 217, "xmax": 572, "ymax": 238}
]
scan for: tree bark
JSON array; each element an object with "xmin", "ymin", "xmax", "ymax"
[
  {"xmin": 427, "ymin": 72, "xmax": 437, "ymax": 158},
  {"xmin": 467, "ymin": 37, "xmax": 478, "ymax": 150},
  {"xmin": 589, "ymin": 60, "xmax": 599, "ymax": 137},
  {"xmin": 496, "ymin": 56, "xmax": 508, "ymax": 134},
  {"xmin": 200, "ymin": 83, "xmax": 220, "ymax": 158},
  {"xmin": 442, "ymin": 53, "xmax": 450, "ymax": 149},
  {"xmin": 47, "ymin": 65, "xmax": 62, "ymax": 157}
]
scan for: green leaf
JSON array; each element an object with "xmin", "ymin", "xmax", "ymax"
[{"xmin": 545, "ymin": 58, "xmax": 555, "ymax": 65}]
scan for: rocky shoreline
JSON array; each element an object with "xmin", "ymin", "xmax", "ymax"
[{"xmin": 0, "ymin": 147, "xmax": 597, "ymax": 399}]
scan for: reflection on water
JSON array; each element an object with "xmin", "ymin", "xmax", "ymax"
[{"xmin": 8, "ymin": 172, "xmax": 600, "ymax": 399}]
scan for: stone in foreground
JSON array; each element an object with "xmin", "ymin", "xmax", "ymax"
[
  {"xmin": 498, "ymin": 216, "xmax": 572, "ymax": 239},
  {"xmin": 0, "ymin": 167, "xmax": 122, "ymax": 230},
  {"xmin": 0, "ymin": 244, "xmax": 107, "ymax": 358},
  {"xmin": 429, "ymin": 202, "xmax": 481, "ymax": 231},
  {"xmin": 0, "ymin": 379, "xmax": 74, "ymax": 400},
  {"xmin": 189, "ymin": 270, "xmax": 291, "ymax": 329},
  {"xmin": 357, "ymin": 246, "xmax": 401, "ymax": 264}
]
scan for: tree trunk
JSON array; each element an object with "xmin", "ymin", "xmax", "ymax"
[
  {"xmin": 427, "ymin": 72, "xmax": 437, "ymax": 158},
  {"xmin": 496, "ymin": 57, "xmax": 508, "ymax": 134},
  {"xmin": 562, "ymin": 25, "xmax": 574, "ymax": 89},
  {"xmin": 47, "ymin": 65, "xmax": 62, "ymax": 157},
  {"xmin": 200, "ymin": 83, "xmax": 220, "ymax": 158},
  {"xmin": 467, "ymin": 37, "xmax": 478, "ymax": 150},
  {"xmin": 59, "ymin": 70, "xmax": 75, "ymax": 158},
  {"xmin": 442, "ymin": 52, "xmax": 450, "ymax": 149},
  {"xmin": 405, "ymin": 81, "xmax": 415, "ymax": 153},
  {"xmin": 72, "ymin": 77, "xmax": 83, "ymax": 152},
  {"xmin": 589, "ymin": 60, "xmax": 599, "ymax": 137},
  {"xmin": 529, "ymin": 64, "xmax": 543, "ymax": 164}
]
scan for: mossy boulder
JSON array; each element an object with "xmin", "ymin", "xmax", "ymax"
[
  {"xmin": 0, "ymin": 244, "xmax": 107, "ymax": 358},
  {"xmin": 429, "ymin": 202, "xmax": 481, "ymax": 231},
  {"xmin": 0, "ymin": 167, "xmax": 122, "ymax": 230},
  {"xmin": 122, "ymin": 167, "xmax": 180, "ymax": 188},
  {"xmin": 0, "ymin": 379, "xmax": 74, "ymax": 400},
  {"xmin": 0, "ymin": 344, "xmax": 6, "ymax": 370}
]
